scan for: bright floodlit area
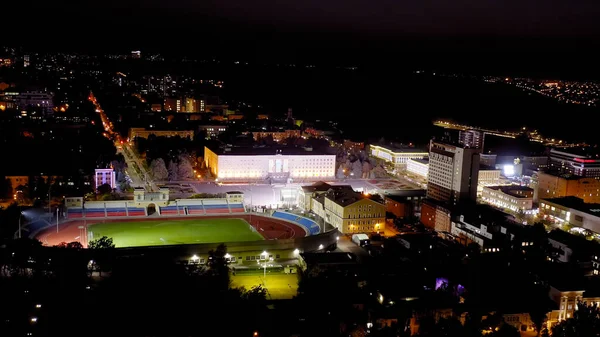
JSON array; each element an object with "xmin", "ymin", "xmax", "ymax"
[
  {"xmin": 88, "ymin": 218, "xmax": 263, "ymax": 248},
  {"xmin": 231, "ymin": 274, "xmax": 299, "ymax": 300}
]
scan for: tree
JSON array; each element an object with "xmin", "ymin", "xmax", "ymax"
[
  {"xmin": 336, "ymin": 166, "xmax": 347, "ymax": 179},
  {"xmin": 88, "ymin": 236, "xmax": 115, "ymax": 277},
  {"xmin": 167, "ymin": 160, "xmax": 179, "ymax": 181},
  {"xmin": 150, "ymin": 158, "xmax": 168, "ymax": 181},
  {"xmin": 177, "ymin": 154, "xmax": 194, "ymax": 179},
  {"xmin": 491, "ymin": 324, "xmax": 521, "ymax": 337},
  {"xmin": 97, "ymin": 183, "xmax": 112, "ymax": 195},
  {"xmin": 362, "ymin": 160, "xmax": 372, "ymax": 178},
  {"xmin": 88, "ymin": 236, "xmax": 115, "ymax": 249},
  {"xmin": 351, "ymin": 160, "xmax": 362, "ymax": 178},
  {"xmin": 207, "ymin": 243, "xmax": 230, "ymax": 291},
  {"xmin": 551, "ymin": 302, "xmax": 600, "ymax": 337}
]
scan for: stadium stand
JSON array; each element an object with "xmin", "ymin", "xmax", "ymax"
[
  {"xmin": 84, "ymin": 206, "xmax": 105, "ymax": 218},
  {"xmin": 159, "ymin": 205, "xmax": 179, "ymax": 215},
  {"xmin": 106, "ymin": 207, "xmax": 128, "ymax": 217},
  {"xmin": 271, "ymin": 211, "xmax": 320, "ymax": 235},
  {"xmin": 67, "ymin": 208, "xmax": 83, "ymax": 219},
  {"xmin": 229, "ymin": 203, "xmax": 245, "ymax": 213},
  {"xmin": 202, "ymin": 200, "xmax": 230, "ymax": 214},
  {"xmin": 187, "ymin": 204, "xmax": 205, "ymax": 215},
  {"xmin": 127, "ymin": 207, "xmax": 146, "ymax": 216}
]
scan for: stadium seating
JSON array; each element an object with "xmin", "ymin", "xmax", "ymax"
[
  {"xmin": 67, "ymin": 208, "xmax": 84, "ymax": 219},
  {"xmin": 84, "ymin": 207, "xmax": 105, "ymax": 218},
  {"xmin": 202, "ymin": 200, "xmax": 230, "ymax": 214},
  {"xmin": 127, "ymin": 207, "xmax": 146, "ymax": 216},
  {"xmin": 271, "ymin": 211, "xmax": 320, "ymax": 235},
  {"xmin": 229, "ymin": 203, "xmax": 245, "ymax": 213},
  {"xmin": 186, "ymin": 205, "xmax": 205, "ymax": 215},
  {"xmin": 106, "ymin": 207, "xmax": 128, "ymax": 217},
  {"xmin": 160, "ymin": 206, "xmax": 179, "ymax": 215}
]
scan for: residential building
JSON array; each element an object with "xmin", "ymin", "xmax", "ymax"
[
  {"xmin": 322, "ymin": 188, "xmax": 386, "ymax": 234},
  {"xmin": 250, "ymin": 129, "xmax": 302, "ymax": 142},
  {"xmin": 164, "ymin": 97, "xmax": 205, "ymax": 113},
  {"xmin": 384, "ymin": 190, "xmax": 426, "ymax": 219},
  {"xmin": 549, "ymin": 148, "xmax": 600, "ymax": 178},
  {"xmin": 458, "ymin": 129, "xmax": 483, "ymax": 149},
  {"xmin": 204, "ymin": 146, "xmax": 336, "ymax": 182},
  {"xmin": 95, "ymin": 169, "xmax": 116, "ymax": 189},
  {"xmin": 297, "ymin": 181, "xmax": 344, "ymax": 211},
  {"xmin": 420, "ymin": 199, "xmax": 451, "ymax": 233},
  {"xmin": 449, "ymin": 206, "xmax": 531, "ymax": 253},
  {"xmin": 537, "ymin": 171, "xmax": 600, "ymax": 203},
  {"xmin": 198, "ymin": 125, "xmax": 227, "ymax": 138},
  {"xmin": 369, "ymin": 144, "xmax": 428, "ymax": 169},
  {"xmin": 15, "ymin": 90, "xmax": 54, "ymax": 112},
  {"xmin": 427, "ymin": 141, "xmax": 480, "ymax": 205},
  {"xmin": 481, "ymin": 185, "xmax": 534, "ymax": 214},
  {"xmin": 407, "ymin": 158, "xmax": 429, "ymax": 178},
  {"xmin": 128, "ymin": 128, "xmax": 195, "ymax": 140}
]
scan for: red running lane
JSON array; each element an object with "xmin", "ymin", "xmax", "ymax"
[{"xmin": 35, "ymin": 214, "xmax": 308, "ymax": 247}]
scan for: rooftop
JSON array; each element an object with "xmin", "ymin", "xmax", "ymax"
[
  {"xmin": 539, "ymin": 171, "xmax": 584, "ymax": 181},
  {"xmin": 485, "ymin": 185, "xmax": 534, "ymax": 198},
  {"xmin": 542, "ymin": 196, "xmax": 600, "ymax": 216},
  {"xmin": 325, "ymin": 188, "xmax": 383, "ymax": 207},
  {"xmin": 206, "ymin": 145, "xmax": 330, "ymax": 156},
  {"xmin": 384, "ymin": 190, "xmax": 426, "ymax": 202},
  {"xmin": 301, "ymin": 181, "xmax": 333, "ymax": 193},
  {"xmin": 409, "ymin": 158, "xmax": 429, "ymax": 165},
  {"xmin": 371, "ymin": 143, "xmax": 428, "ymax": 154}
]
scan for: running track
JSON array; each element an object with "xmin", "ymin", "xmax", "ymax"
[{"xmin": 35, "ymin": 214, "xmax": 307, "ymax": 248}]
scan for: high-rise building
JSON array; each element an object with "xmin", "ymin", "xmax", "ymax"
[
  {"xmin": 427, "ymin": 141, "xmax": 481, "ymax": 205},
  {"xmin": 458, "ymin": 129, "xmax": 484, "ymax": 149}
]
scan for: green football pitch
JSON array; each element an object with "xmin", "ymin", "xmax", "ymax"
[{"xmin": 88, "ymin": 218, "xmax": 264, "ymax": 248}]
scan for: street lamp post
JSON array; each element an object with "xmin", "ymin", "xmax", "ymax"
[
  {"xmin": 261, "ymin": 251, "xmax": 268, "ymax": 280},
  {"xmin": 56, "ymin": 208, "xmax": 59, "ymax": 233}
]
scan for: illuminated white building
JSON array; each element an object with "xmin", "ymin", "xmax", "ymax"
[
  {"xmin": 204, "ymin": 146, "xmax": 336, "ymax": 182},
  {"xmin": 406, "ymin": 158, "xmax": 429, "ymax": 178},
  {"xmin": 481, "ymin": 185, "xmax": 534, "ymax": 214},
  {"xmin": 95, "ymin": 168, "xmax": 116, "ymax": 189},
  {"xmin": 370, "ymin": 144, "xmax": 428, "ymax": 169},
  {"xmin": 477, "ymin": 168, "xmax": 502, "ymax": 196},
  {"xmin": 427, "ymin": 141, "xmax": 480, "ymax": 205}
]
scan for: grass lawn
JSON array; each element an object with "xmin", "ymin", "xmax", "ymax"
[
  {"xmin": 231, "ymin": 274, "xmax": 299, "ymax": 300},
  {"xmin": 88, "ymin": 218, "xmax": 263, "ymax": 248}
]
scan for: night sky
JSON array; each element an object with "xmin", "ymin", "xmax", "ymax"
[{"xmin": 7, "ymin": 0, "xmax": 600, "ymax": 70}]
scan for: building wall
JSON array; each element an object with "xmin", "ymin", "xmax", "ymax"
[
  {"xmin": 369, "ymin": 145, "xmax": 428, "ymax": 168},
  {"xmin": 427, "ymin": 142, "xmax": 480, "ymax": 205},
  {"xmin": 434, "ymin": 207, "xmax": 451, "ymax": 233},
  {"xmin": 129, "ymin": 128, "xmax": 195, "ymax": 140},
  {"xmin": 538, "ymin": 172, "xmax": 600, "ymax": 203},
  {"xmin": 481, "ymin": 187, "xmax": 534, "ymax": 213},
  {"xmin": 324, "ymin": 198, "xmax": 385, "ymax": 234},
  {"xmin": 420, "ymin": 202, "xmax": 437, "ymax": 230},
  {"xmin": 251, "ymin": 130, "xmax": 301, "ymax": 142},
  {"xmin": 385, "ymin": 196, "xmax": 408, "ymax": 219},
  {"xmin": 204, "ymin": 147, "xmax": 336, "ymax": 181},
  {"xmin": 407, "ymin": 159, "xmax": 428, "ymax": 178},
  {"xmin": 539, "ymin": 199, "xmax": 600, "ymax": 234}
]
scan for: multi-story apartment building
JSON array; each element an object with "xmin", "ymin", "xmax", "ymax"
[{"xmin": 427, "ymin": 141, "xmax": 480, "ymax": 205}]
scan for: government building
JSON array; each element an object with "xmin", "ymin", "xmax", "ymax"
[{"xmin": 204, "ymin": 146, "xmax": 336, "ymax": 182}]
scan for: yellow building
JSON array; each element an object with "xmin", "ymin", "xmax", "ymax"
[
  {"xmin": 322, "ymin": 189, "xmax": 386, "ymax": 234},
  {"xmin": 538, "ymin": 171, "xmax": 600, "ymax": 203}
]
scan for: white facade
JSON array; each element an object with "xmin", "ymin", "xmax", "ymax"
[
  {"xmin": 407, "ymin": 159, "xmax": 429, "ymax": 178},
  {"xmin": 427, "ymin": 141, "xmax": 480, "ymax": 204},
  {"xmin": 205, "ymin": 147, "xmax": 336, "ymax": 181},
  {"xmin": 370, "ymin": 145, "xmax": 428, "ymax": 167},
  {"xmin": 477, "ymin": 169, "xmax": 502, "ymax": 196},
  {"xmin": 481, "ymin": 186, "xmax": 534, "ymax": 214},
  {"xmin": 95, "ymin": 168, "xmax": 116, "ymax": 189}
]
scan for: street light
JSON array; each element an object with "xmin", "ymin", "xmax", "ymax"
[{"xmin": 261, "ymin": 251, "xmax": 268, "ymax": 279}]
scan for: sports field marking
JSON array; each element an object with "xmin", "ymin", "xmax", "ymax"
[{"xmin": 88, "ymin": 218, "xmax": 264, "ymax": 248}]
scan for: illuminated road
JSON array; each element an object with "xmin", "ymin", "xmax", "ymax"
[{"xmin": 89, "ymin": 92, "xmax": 156, "ymax": 191}]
